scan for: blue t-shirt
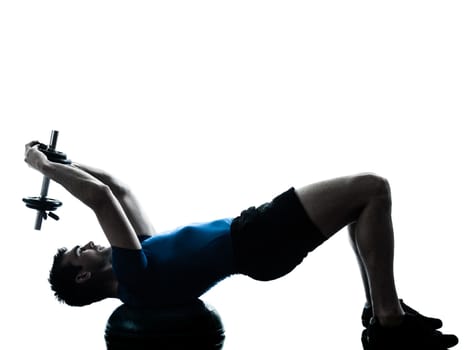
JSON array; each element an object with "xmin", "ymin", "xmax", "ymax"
[{"xmin": 112, "ymin": 218, "xmax": 234, "ymax": 307}]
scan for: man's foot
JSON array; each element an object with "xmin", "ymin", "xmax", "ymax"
[
  {"xmin": 361, "ymin": 299, "xmax": 443, "ymax": 329},
  {"xmin": 364, "ymin": 314, "xmax": 458, "ymax": 350}
]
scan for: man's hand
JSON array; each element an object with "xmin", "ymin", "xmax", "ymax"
[{"xmin": 24, "ymin": 141, "xmax": 49, "ymax": 171}]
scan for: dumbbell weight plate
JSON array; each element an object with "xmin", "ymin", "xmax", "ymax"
[
  {"xmin": 38, "ymin": 143, "xmax": 72, "ymax": 164},
  {"xmin": 22, "ymin": 197, "xmax": 62, "ymax": 211}
]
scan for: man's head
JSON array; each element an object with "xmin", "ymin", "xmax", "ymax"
[{"xmin": 49, "ymin": 241, "xmax": 114, "ymax": 306}]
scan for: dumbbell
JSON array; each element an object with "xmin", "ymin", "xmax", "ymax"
[{"xmin": 23, "ymin": 130, "xmax": 71, "ymax": 230}]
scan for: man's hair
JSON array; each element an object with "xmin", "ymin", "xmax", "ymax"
[{"xmin": 49, "ymin": 248, "xmax": 106, "ymax": 307}]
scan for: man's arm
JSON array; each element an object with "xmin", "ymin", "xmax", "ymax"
[
  {"xmin": 24, "ymin": 141, "xmax": 141, "ymax": 249},
  {"xmin": 73, "ymin": 163, "xmax": 156, "ymax": 237}
]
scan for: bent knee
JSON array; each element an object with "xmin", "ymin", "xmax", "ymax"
[{"xmin": 352, "ymin": 173, "xmax": 392, "ymax": 204}]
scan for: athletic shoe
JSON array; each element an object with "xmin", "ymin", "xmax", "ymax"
[
  {"xmin": 361, "ymin": 299, "xmax": 443, "ymax": 329},
  {"xmin": 364, "ymin": 314, "xmax": 458, "ymax": 350}
]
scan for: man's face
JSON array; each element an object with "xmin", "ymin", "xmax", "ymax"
[{"xmin": 61, "ymin": 241, "xmax": 111, "ymax": 273}]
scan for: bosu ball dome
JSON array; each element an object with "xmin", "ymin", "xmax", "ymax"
[{"xmin": 105, "ymin": 299, "xmax": 225, "ymax": 349}]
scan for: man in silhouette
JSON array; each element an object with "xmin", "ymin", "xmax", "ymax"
[{"xmin": 25, "ymin": 141, "xmax": 458, "ymax": 349}]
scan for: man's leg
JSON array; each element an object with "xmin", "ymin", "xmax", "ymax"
[
  {"xmin": 295, "ymin": 173, "xmax": 403, "ymax": 326},
  {"xmin": 349, "ymin": 221, "xmax": 444, "ymax": 330},
  {"xmin": 295, "ymin": 173, "xmax": 459, "ymax": 348},
  {"xmin": 348, "ymin": 222, "xmax": 372, "ymax": 308}
]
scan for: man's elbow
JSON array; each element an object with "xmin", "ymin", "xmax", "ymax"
[
  {"xmin": 110, "ymin": 181, "xmax": 130, "ymax": 199},
  {"xmin": 86, "ymin": 183, "xmax": 115, "ymax": 211}
]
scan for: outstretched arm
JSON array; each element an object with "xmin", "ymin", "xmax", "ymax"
[
  {"xmin": 24, "ymin": 141, "xmax": 141, "ymax": 250},
  {"xmin": 73, "ymin": 163, "xmax": 156, "ymax": 237}
]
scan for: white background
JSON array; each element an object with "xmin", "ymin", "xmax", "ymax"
[{"xmin": 1, "ymin": 1, "xmax": 467, "ymax": 349}]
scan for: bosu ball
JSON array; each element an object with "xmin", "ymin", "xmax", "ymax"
[{"xmin": 105, "ymin": 299, "xmax": 225, "ymax": 349}]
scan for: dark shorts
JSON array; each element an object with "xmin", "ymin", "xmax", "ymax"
[{"xmin": 230, "ymin": 187, "xmax": 327, "ymax": 281}]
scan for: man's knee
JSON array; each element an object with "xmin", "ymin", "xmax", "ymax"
[{"xmin": 352, "ymin": 173, "xmax": 392, "ymax": 206}]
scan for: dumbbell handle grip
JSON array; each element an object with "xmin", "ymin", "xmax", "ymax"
[{"xmin": 35, "ymin": 130, "xmax": 59, "ymax": 230}]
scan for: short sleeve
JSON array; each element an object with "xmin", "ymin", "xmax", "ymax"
[
  {"xmin": 112, "ymin": 247, "xmax": 148, "ymax": 285},
  {"xmin": 138, "ymin": 235, "xmax": 152, "ymax": 243}
]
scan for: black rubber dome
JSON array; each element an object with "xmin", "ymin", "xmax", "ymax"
[{"xmin": 105, "ymin": 300, "xmax": 225, "ymax": 350}]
